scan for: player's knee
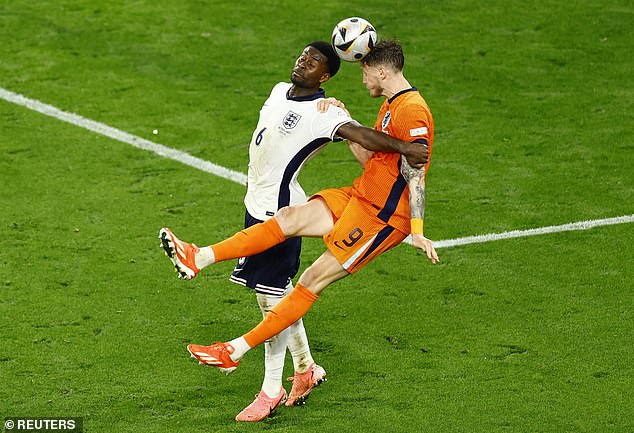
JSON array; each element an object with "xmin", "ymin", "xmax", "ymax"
[
  {"xmin": 275, "ymin": 206, "xmax": 304, "ymax": 236},
  {"xmin": 297, "ymin": 263, "xmax": 336, "ymax": 296},
  {"xmin": 297, "ymin": 268, "xmax": 323, "ymax": 294}
]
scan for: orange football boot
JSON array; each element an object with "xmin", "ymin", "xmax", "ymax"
[
  {"xmin": 187, "ymin": 342, "xmax": 240, "ymax": 374},
  {"xmin": 159, "ymin": 227, "xmax": 200, "ymax": 280}
]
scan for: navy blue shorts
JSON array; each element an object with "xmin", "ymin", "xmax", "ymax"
[{"xmin": 230, "ymin": 210, "xmax": 301, "ymax": 297}]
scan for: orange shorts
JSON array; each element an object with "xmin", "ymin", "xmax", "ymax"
[{"xmin": 310, "ymin": 187, "xmax": 407, "ymax": 274}]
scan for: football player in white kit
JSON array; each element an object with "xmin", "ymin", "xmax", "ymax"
[
  {"xmin": 160, "ymin": 41, "xmax": 427, "ymax": 422},
  {"xmin": 230, "ymin": 41, "xmax": 343, "ymax": 421}
]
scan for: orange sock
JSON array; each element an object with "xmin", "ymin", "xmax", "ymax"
[
  {"xmin": 211, "ymin": 217, "xmax": 286, "ymax": 263},
  {"xmin": 244, "ymin": 284, "xmax": 318, "ymax": 348}
]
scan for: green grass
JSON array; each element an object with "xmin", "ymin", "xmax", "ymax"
[{"xmin": 1, "ymin": 1, "xmax": 633, "ymax": 432}]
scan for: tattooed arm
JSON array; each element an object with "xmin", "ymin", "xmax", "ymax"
[{"xmin": 401, "ymin": 158, "xmax": 439, "ymax": 264}]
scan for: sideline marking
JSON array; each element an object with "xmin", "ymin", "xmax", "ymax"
[
  {"xmin": 0, "ymin": 87, "xmax": 247, "ymax": 185},
  {"xmin": 2, "ymin": 87, "xmax": 632, "ymax": 249}
]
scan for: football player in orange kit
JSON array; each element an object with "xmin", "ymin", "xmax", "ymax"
[{"xmin": 161, "ymin": 39, "xmax": 439, "ymax": 377}]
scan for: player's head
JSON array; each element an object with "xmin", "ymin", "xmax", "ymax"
[
  {"xmin": 307, "ymin": 41, "xmax": 341, "ymax": 78},
  {"xmin": 291, "ymin": 41, "xmax": 341, "ymax": 89},
  {"xmin": 359, "ymin": 39, "xmax": 405, "ymax": 97},
  {"xmin": 361, "ymin": 39, "xmax": 404, "ymax": 71}
]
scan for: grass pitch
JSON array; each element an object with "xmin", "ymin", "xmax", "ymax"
[{"xmin": 1, "ymin": 1, "xmax": 633, "ymax": 432}]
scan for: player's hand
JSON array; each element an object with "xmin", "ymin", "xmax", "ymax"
[
  {"xmin": 404, "ymin": 142, "xmax": 428, "ymax": 169},
  {"xmin": 317, "ymin": 97, "xmax": 350, "ymax": 116},
  {"xmin": 411, "ymin": 234, "xmax": 439, "ymax": 264}
]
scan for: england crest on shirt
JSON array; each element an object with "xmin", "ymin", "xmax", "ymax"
[{"xmin": 283, "ymin": 111, "xmax": 302, "ymax": 129}]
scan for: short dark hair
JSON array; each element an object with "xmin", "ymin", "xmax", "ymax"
[
  {"xmin": 361, "ymin": 39, "xmax": 404, "ymax": 72},
  {"xmin": 308, "ymin": 41, "xmax": 341, "ymax": 77}
]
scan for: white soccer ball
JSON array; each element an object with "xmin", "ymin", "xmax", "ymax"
[{"xmin": 331, "ymin": 17, "xmax": 377, "ymax": 62}]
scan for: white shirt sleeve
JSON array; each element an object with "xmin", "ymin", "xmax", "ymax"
[
  {"xmin": 263, "ymin": 82, "xmax": 291, "ymax": 107},
  {"xmin": 311, "ymin": 105, "xmax": 360, "ymax": 141}
]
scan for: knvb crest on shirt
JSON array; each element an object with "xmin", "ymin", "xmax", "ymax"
[
  {"xmin": 283, "ymin": 111, "xmax": 302, "ymax": 129},
  {"xmin": 381, "ymin": 110, "xmax": 391, "ymax": 132}
]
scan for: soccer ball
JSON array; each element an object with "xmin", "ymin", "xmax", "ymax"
[{"xmin": 331, "ymin": 17, "xmax": 377, "ymax": 62}]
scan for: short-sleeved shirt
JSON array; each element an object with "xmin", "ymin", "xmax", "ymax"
[
  {"xmin": 234, "ymin": 83, "xmax": 357, "ymax": 294},
  {"xmin": 351, "ymin": 87, "xmax": 434, "ymax": 234},
  {"xmin": 244, "ymin": 82, "xmax": 357, "ymax": 221}
]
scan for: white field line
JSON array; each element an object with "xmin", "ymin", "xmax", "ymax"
[
  {"xmin": 404, "ymin": 214, "xmax": 634, "ymax": 248},
  {"xmin": 2, "ymin": 87, "xmax": 632, "ymax": 249},
  {"xmin": 0, "ymin": 87, "xmax": 247, "ymax": 185}
]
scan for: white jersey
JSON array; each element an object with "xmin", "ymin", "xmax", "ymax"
[{"xmin": 244, "ymin": 82, "xmax": 356, "ymax": 220}]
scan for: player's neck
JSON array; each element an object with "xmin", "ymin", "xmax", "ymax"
[
  {"xmin": 289, "ymin": 85, "xmax": 320, "ymax": 98},
  {"xmin": 382, "ymin": 75, "xmax": 412, "ymax": 100}
]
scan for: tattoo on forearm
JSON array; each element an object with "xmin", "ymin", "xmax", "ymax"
[
  {"xmin": 401, "ymin": 156, "xmax": 426, "ymax": 220},
  {"xmin": 411, "ymin": 175, "xmax": 426, "ymax": 220}
]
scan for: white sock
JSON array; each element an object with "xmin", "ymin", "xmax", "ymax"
[
  {"xmin": 195, "ymin": 246, "xmax": 215, "ymax": 269},
  {"xmin": 227, "ymin": 336, "xmax": 250, "ymax": 362},
  {"xmin": 261, "ymin": 332, "xmax": 288, "ymax": 397},
  {"xmin": 287, "ymin": 318, "xmax": 314, "ymax": 373},
  {"xmin": 257, "ymin": 293, "xmax": 289, "ymax": 397}
]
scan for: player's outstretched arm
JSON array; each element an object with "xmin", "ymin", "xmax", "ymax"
[
  {"xmin": 316, "ymin": 97, "xmax": 427, "ymax": 168},
  {"xmin": 337, "ymin": 123, "xmax": 427, "ymax": 168},
  {"xmin": 401, "ymin": 160, "xmax": 439, "ymax": 264},
  {"xmin": 316, "ymin": 98, "xmax": 372, "ymax": 166}
]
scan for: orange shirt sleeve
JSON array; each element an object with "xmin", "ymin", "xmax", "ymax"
[
  {"xmin": 391, "ymin": 102, "xmax": 432, "ymax": 144},
  {"xmin": 391, "ymin": 101, "xmax": 434, "ymax": 169}
]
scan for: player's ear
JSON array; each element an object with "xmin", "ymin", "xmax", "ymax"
[{"xmin": 319, "ymin": 72, "xmax": 331, "ymax": 84}]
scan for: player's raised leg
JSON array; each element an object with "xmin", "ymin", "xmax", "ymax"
[
  {"xmin": 210, "ymin": 198, "xmax": 333, "ymax": 263},
  {"xmin": 158, "ymin": 228, "xmax": 201, "ymax": 280},
  {"xmin": 187, "ymin": 250, "xmax": 348, "ymax": 371},
  {"xmin": 159, "ymin": 198, "xmax": 333, "ymax": 279}
]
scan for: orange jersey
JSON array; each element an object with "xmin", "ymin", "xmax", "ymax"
[{"xmin": 351, "ymin": 88, "xmax": 434, "ymax": 234}]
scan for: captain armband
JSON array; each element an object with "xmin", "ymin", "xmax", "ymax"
[{"xmin": 410, "ymin": 218, "xmax": 424, "ymax": 235}]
